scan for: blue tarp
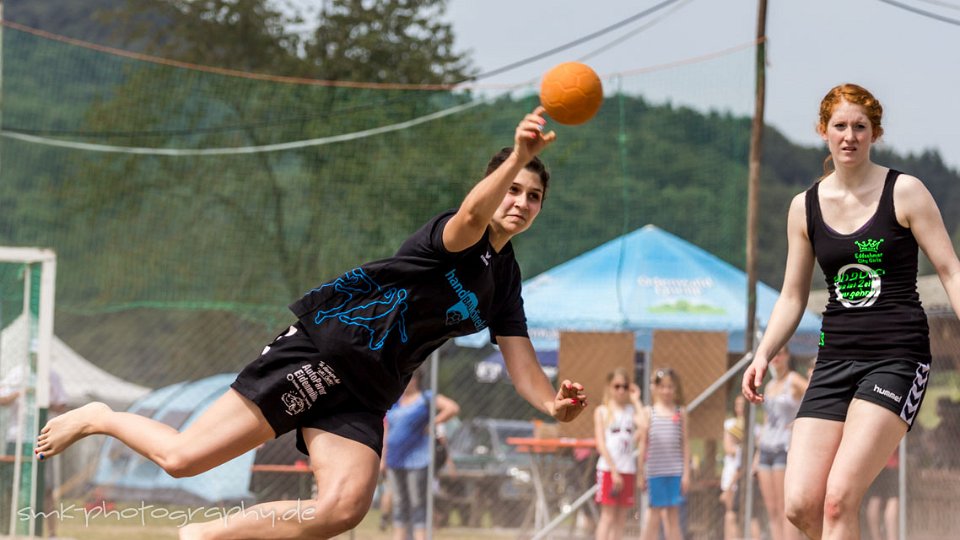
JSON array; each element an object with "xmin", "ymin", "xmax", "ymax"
[
  {"xmin": 92, "ymin": 373, "xmax": 256, "ymax": 505},
  {"xmin": 459, "ymin": 224, "xmax": 821, "ymax": 356}
]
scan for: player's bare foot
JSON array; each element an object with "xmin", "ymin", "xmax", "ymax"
[{"xmin": 35, "ymin": 402, "xmax": 111, "ymax": 459}]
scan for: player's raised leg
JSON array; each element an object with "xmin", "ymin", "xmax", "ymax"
[
  {"xmin": 36, "ymin": 389, "xmax": 275, "ymax": 477},
  {"xmin": 179, "ymin": 426, "xmax": 380, "ymax": 539}
]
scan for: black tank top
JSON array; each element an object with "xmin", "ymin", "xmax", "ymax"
[{"xmin": 805, "ymin": 169, "xmax": 931, "ymax": 363}]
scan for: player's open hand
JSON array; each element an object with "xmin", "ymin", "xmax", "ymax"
[
  {"xmin": 741, "ymin": 354, "xmax": 768, "ymax": 404},
  {"xmin": 551, "ymin": 380, "xmax": 587, "ymax": 422}
]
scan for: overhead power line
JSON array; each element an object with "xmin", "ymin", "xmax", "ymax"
[
  {"xmin": 913, "ymin": 0, "xmax": 960, "ymax": 11},
  {"xmin": 875, "ymin": 0, "xmax": 960, "ymax": 25},
  {"xmin": 467, "ymin": 0, "xmax": 685, "ymax": 81},
  {"xmin": 577, "ymin": 0, "xmax": 694, "ymax": 63}
]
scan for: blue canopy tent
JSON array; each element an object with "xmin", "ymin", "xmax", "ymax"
[
  {"xmin": 462, "ymin": 225, "xmax": 821, "ymax": 376},
  {"xmin": 92, "ymin": 374, "xmax": 256, "ymax": 505}
]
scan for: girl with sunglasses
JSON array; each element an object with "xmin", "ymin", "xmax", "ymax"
[{"xmin": 593, "ymin": 368, "xmax": 642, "ymax": 540}]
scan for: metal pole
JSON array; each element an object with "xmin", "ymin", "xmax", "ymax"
[
  {"xmin": 742, "ymin": 402, "xmax": 758, "ymax": 539},
  {"xmin": 1, "ymin": 0, "xmax": 5, "ymax": 180},
  {"xmin": 743, "ymin": 1, "xmax": 767, "ymax": 533},
  {"xmin": 9, "ymin": 263, "xmax": 29, "ymax": 537},
  {"xmin": 898, "ymin": 435, "xmax": 907, "ymax": 540},
  {"xmin": 745, "ymin": 0, "xmax": 768, "ymax": 353},
  {"xmin": 425, "ymin": 350, "xmax": 439, "ymax": 540}
]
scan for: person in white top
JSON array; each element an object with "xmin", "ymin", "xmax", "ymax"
[
  {"xmin": 755, "ymin": 346, "xmax": 807, "ymax": 540},
  {"xmin": 593, "ymin": 368, "xmax": 642, "ymax": 540}
]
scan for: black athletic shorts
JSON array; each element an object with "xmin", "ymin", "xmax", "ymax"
[
  {"xmin": 796, "ymin": 357, "xmax": 930, "ymax": 430},
  {"xmin": 231, "ymin": 322, "xmax": 386, "ymax": 456}
]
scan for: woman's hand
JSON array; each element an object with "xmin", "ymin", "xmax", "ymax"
[
  {"xmin": 637, "ymin": 472, "xmax": 647, "ymax": 492},
  {"xmin": 611, "ymin": 470, "xmax": 624, "ymax": 495},
  {"xmin": 514, "ymin": 106, "xmax": 556, "ymax": 165},
  {"xmin": 550, "ymin": 380, "xmax": 587, "ymax": 422},
  {"xmin": 742, "ymin": 355, "xmax": 769, "ymax": 404}
]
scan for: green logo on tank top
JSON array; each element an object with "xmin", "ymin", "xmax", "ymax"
[
  {"xmin": 833, "ymin": 238, "xmax": 885, "ymax": 308},
  {"xmin": 853, "ymin": 238, "xmax": 883, "ymax": 263}
]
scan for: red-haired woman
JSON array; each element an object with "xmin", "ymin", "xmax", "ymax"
[{"xmin": 743, "ymin": 83, "xmax": 960, "ymax": 539}]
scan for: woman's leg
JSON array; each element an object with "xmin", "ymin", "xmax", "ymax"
[
  {"xmin": 387, "ymin": 469, "xmax": 410, "ymax": 540},
  {"xmin": 610, "ymin": 505, "xmax": 628, "ymax": 540},
  {"xmin": 379, "ymin": 474, "xmax": 392, "ymax": 530},
  {"xmin": 662, "ymin": 506, "xmax": 683, "ymax": 540},
  {"xmin": 638, "ymin": 507, "xmax": 662, "ymax": 540},
  {"xmin": 405, "ymin": 467, "xmax": 428, "ymax": 540},
  {"xmin": 389, "ymin": 469, "xmax": 407, "ymax": 540},
  {"xmin": 721, "ymin": 488, "xmax": 741, "ymax": 540},
  {"xmin": 883, "ymin": 497, "xmax": 898, "ymax": 540},
  {"xmin": 864, "ymin": 496, "xmax": 882, "ymax": 540},
  {"xmin": 821, "ymin": 399, "xmax": 905, "ymax": 540},
  {"xmin": 782, "ymin": 460, "xmax": 805, "ymax": 540},
  {"xmin": 783, "ymin": 417, "xmax": 845, "ymax": 539},
  {"xmin": 180, "ymin": 425, "xmax": 380, "ymax": 539},
  {"xmin": 757, "ymin": 466, "xmax": 785, "ymax": 540},
  {"xmin": 36, "ymin": 390, "xmax": 275, "ymax": 477},
  {"xmin": 595, "ymin": 504, "xmax": 614, "ymax": 540}
]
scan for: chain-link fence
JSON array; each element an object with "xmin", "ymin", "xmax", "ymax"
[{"xmin": 1, "ymin": 17, "xmax": 959, "ymax": 540}]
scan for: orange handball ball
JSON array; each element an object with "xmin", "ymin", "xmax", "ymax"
[{"xmin": 539, "ymin": 62, "xmax": 604, "ymax": 125}]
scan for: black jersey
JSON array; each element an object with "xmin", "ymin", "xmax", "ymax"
[
  {"xmin": 805, "ymin": 169, "xmax": 931, "ymax": 363},
  {"xmin": 288, "ymin": 210, "xmax": 528, "ymax": 410}
]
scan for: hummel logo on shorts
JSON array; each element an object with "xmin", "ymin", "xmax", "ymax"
[{"xmin": 873, "ymin": 384, "xmax": 902, "ymax": 403}]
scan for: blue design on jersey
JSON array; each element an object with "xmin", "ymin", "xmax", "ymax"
[{"xmin": 313, "ymin": 268, "xmax": 410, "ymax": 351}]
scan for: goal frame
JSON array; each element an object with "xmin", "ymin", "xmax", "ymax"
[{"xmin": 0, "ymin": 247, "xmax": 56, "ymax": 538}]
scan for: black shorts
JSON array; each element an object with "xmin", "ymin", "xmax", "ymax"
[
  {"xmin": 231, "ymin": 322, "xmax": 385, "ymax": 456},
  {"xmin": 796, "ymin": 357, "xmax": 930, "ymax": 430}
]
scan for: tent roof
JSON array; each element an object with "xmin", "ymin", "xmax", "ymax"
[
  {"xmin": 459, "ymin": 225, "xmax": 821, "ymax": 354},
  {"xmin": 1, "ymin": 315, "xmax": 150, "ymax": 409}
]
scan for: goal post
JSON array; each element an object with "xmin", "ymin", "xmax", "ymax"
[{"xmin": 0, "ymin": 247, "xmax": 56, "ymax": 538}]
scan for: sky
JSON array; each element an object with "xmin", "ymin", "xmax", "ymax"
[
  {"xmin": 283, "ymin": 0, "xmax": 959, "ymax": 170},
  {"xmin": 439, "ymin": 0, "xmax": 960, "ymax": 171}
]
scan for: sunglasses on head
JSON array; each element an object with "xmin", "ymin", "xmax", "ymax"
[{"xmin": 654, "ymin": 368, "xmax": 674, "ymax": 382}]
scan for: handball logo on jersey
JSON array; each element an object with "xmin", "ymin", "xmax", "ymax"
[
  {"xmin": 834, "ymin": 238, "xmax": 885, "ymax": 308},
  {"xmin": 311, "ymin": 268, "xmax": 409, "ymax": 351},
  {"xmin": 444, "ymin": 269, "xmax": 487, "ymax": 332}
]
